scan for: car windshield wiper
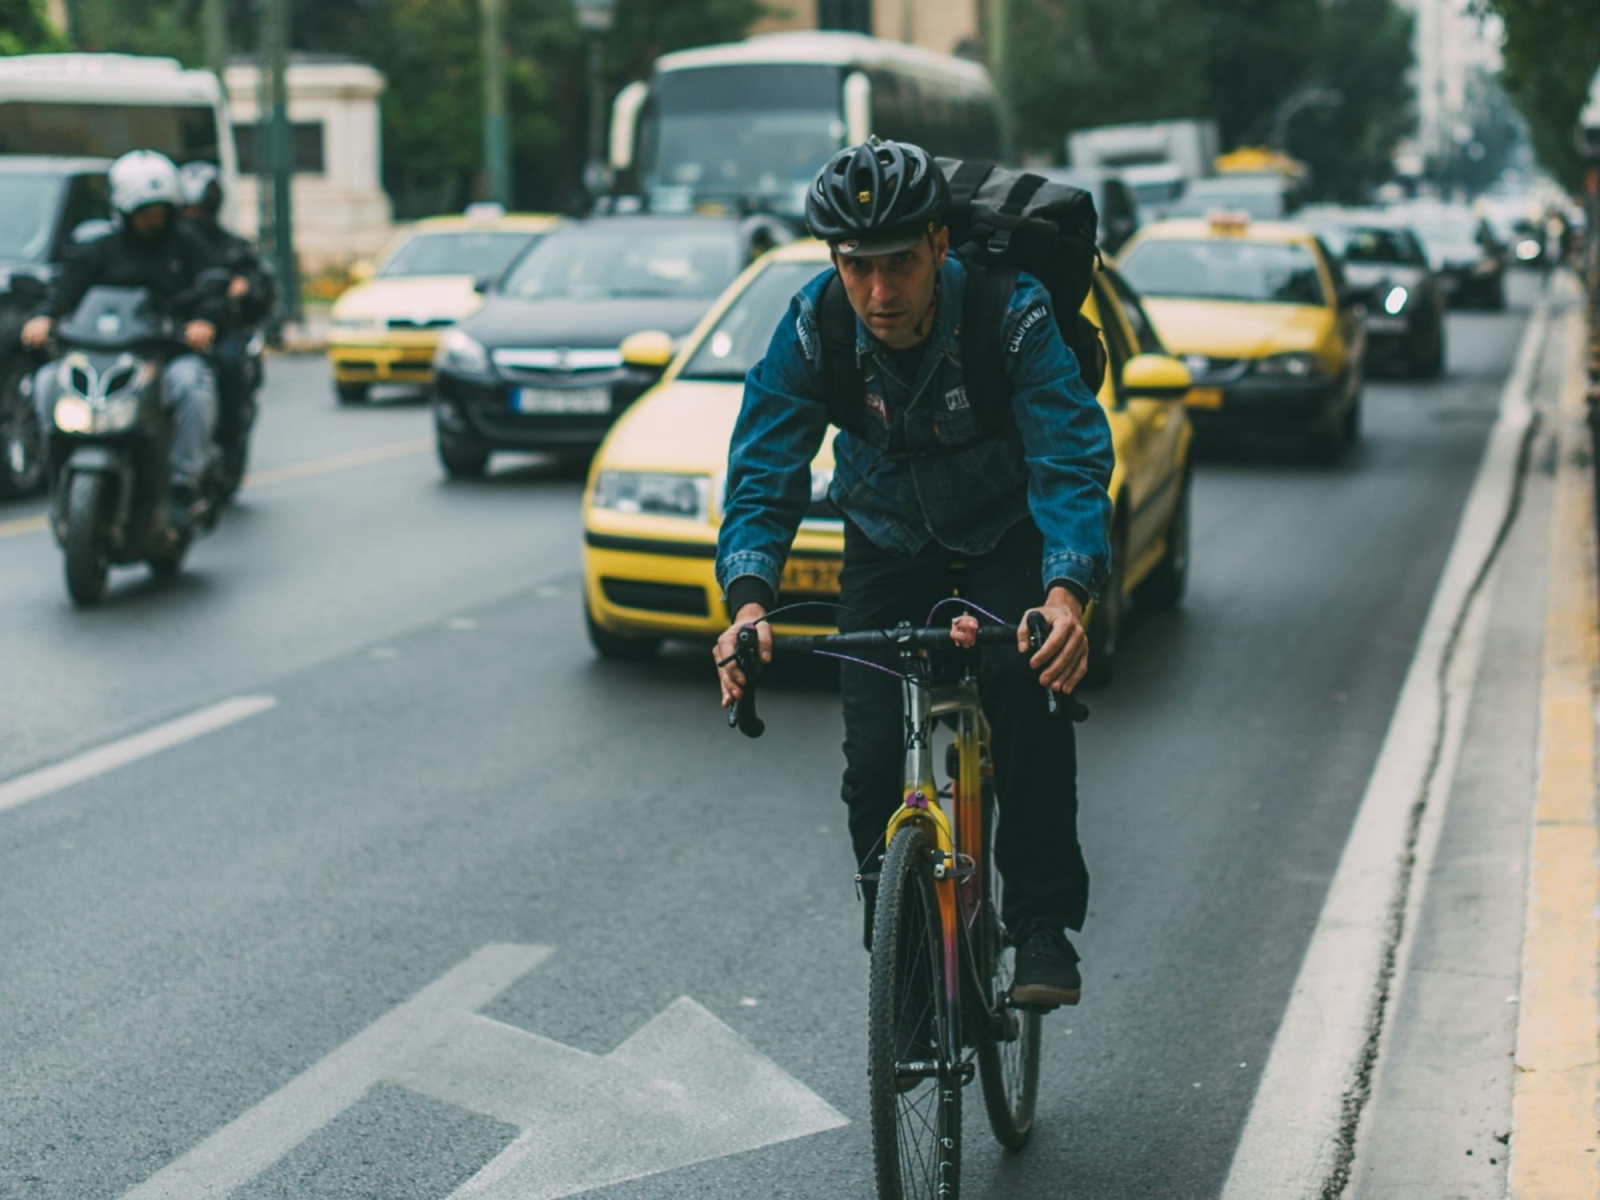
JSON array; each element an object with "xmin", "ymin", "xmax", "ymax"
[{"xmin": 678, "ymin": 369, "xmax": 747, "ymax": 382}]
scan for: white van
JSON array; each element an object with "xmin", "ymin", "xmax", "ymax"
[{"xmin": 0, "ymin": 54, "xmax": 240, "ymax": 225}]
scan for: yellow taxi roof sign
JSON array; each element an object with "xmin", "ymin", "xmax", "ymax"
[
  {"xmin": 1215, "ymin": 145, "xmax": 1309, "ymax": 180},
  {"xmin": 1207, "ymin": 210, "xmax": 1252, "ymax": 234}
]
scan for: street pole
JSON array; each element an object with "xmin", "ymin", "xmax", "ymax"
[
  {"xmin": 573, "ymin": 0, "xmax": 615, "ymax": 206},
  {"xmin": 986, "ymin": 0, "xmax": 1012, "ymax": 159},
  {"xmin": 203, "ymin": 0, "xmax": 228, "ymax": 82},
  {"xmin": 264, "ymin": 0, "xmax": 298, "ymax": 321},
  {"xmin": 480, "ymin": 0, "xmax": 511, "ymax": 207}
]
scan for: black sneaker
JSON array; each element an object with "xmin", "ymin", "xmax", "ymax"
[{"xmin": 1010, "ymin": 920, "xmax": 1081, "ymax": 1010}]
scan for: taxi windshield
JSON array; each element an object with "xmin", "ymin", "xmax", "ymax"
[
  {"xmin": 501, "ymin": 224, "xmax": 741, "ymax": 302},
  {"xmin": 679, "ymin": 259, "xmax": 828, "ymax": 381},
  {"xmin": 1120, "ymin": 238, "xmax": 1327, "ymax": 306},
  {"xmin": 380, "ymin": 230, "xmax": 539, "ymax": 280}
]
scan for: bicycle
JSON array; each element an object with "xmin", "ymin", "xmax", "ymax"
[{"xmin": 727, "ymin": 609, "xmax": 1088, "ymax": 1199}]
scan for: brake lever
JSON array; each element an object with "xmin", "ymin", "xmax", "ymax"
[
  {"xmin": 1026, "ymin": 612, "xmax": 1090, "ymax": 724},
  {"xmin": 727, "ymin": 624, "xmax": 766, "ymax": 738}
]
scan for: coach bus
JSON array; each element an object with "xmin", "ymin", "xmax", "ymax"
[
  {"xmin": 607, "ymin": 32, "xmax": 1004, "ymax": 220},
  {"xmin": 0, "ymin": 54, "xmax": 240, "ymax": 224}
]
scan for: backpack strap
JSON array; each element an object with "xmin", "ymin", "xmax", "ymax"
[
  {"xmin": 819, "ymin": 272, "xmax": 867, "ymax": 433},
  {"xmin": 983, "ymin": 173, "xmax": 1047, "ymax": 257},
  {"xmin": 946, "ymin": 159, "xmax": 994, "ymax": 212},
  {"xmin": 958, "ymin": 263, "xmax": 1019, "ymax": 436}
]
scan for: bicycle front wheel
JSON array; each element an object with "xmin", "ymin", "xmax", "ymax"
[
  {"xmin": 869, "ymin": 823, "xmax": 961, "ymax": 1200},
  {"xmin": 975, "ymin": 779, "xmax": 1041, "ymax": 1149}
]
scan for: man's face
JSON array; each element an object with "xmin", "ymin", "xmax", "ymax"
[
  {"xmin": 128, "ymin": 204, "xmax": 169, "ymax": 238},
  {"xmin": 833, "ymin": 227, "xmax": 950, "ymax": 350}
]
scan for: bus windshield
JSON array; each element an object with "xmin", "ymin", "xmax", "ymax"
[
  {"xmin": 0, "ymin": 101, "xmax": 222, "ymax": 162},
  {"xmin": 0, "ymin": 173, "xmax": 61, "ymax": 264},
  {"xmin": 643, "ymin": 65, "xmax": 845, "ymax": 215}
]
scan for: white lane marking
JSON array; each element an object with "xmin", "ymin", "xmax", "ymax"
[
  {"xmin": 1222, "ymin": 305, "xmax": 1547, "ymax": 1198},
  {"xmin": 0, "ymin": 695, "xmax": 278, "ymax": 815},
  {"xmin": 124, "ymin": 944, "xmax": 848, "ymax": 1200}
]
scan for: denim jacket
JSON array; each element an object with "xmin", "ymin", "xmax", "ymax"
[{"xmin": 715, "ymin": 255, "xmax": 1113, "ymax": 603}]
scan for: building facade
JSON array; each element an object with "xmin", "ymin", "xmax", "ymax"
[
  {"xmin": 224, "ymin": 56, "xmax": 394, "ymax": 270},
  {"xmin": 753, "ymin": 0, "xmax": 983, "ymax": 59}
]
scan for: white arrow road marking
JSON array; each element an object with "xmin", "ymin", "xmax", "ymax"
[
  {"xmin": 124, "ymin": 944, "xmax": 848, "ymax": 1199},
  {"xmin": 0, "ymin": 696, "xmax": 278, "ymax": 815}
]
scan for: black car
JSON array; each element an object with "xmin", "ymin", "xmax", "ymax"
[
  {"xmin": 1304, "ymin": 216, "xmax": 1445, "ymax": 378},
  {"xmin": 431, "ymin": 213, "xmax": 792, "ymax": 477},
  {"xmin": 0, "ymin": 156, "xmax": 111, "ymax": 497},
  {"xmin": 1391, "ymin": 204, "xmax": 1505, "ymax": 310}
]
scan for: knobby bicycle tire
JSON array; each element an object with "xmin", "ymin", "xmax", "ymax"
[
  {"xmin": 869, "ymin": 823, "xmax": 961, "ymax": 1200},
  {"xmin": 974, "ymin": 783, "xmax": 1042, "ymax": 1148}
]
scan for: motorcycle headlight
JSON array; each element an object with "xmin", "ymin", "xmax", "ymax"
[
  {"xmin": 592, "ymin": 470, "xmax": 711, "ymax": 520},
  {"xmin": 1383, "ymin": 286, "xmax": 1408, "ymax": 315},
  {"xmin": 54, "ymin": 396, "xmax": 93, "ymax": 433},
  {"xmin": 434, "ymin": 329, "xmax": 490, "ymax": 375},
  {"xmin": 1253, "ymin": 352, "xmax": 1323, "ymax": 380}
]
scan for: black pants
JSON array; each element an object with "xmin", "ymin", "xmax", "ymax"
[{"xmin": 839, "ymin": 517, "xmax": 1089, "ymax": 932}]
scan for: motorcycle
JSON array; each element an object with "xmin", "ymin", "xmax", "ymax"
[{"xmin": 43, "ymin": 271, "xmax": 230, "ymax": 606}]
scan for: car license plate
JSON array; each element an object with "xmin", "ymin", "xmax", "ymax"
[
  {"xmin": 1185, "ymin": 387, "xmax": 1224, "ymax": 410},
  {"xmin": 781, "ymin": 558, "xmax": 841, "ymax": 594},
  {"xmin": 1366, "ymin": 317, "xmax": 1408, "ymax": 334},
  {"xmin": 512, "ymin": 386, "xmax": 610, "ymax": 415}
]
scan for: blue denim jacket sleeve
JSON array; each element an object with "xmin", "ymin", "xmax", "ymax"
[
  {"xmin": 1002, "ymin": 277, "xmax": 1115, "ymax": 599},
  {"xmin": 715, "ymin": 290, "xmax": 830, "ymax": 598}
]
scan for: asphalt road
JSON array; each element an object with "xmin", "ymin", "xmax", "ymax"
[{"xmin": 0, "ymin": 275, "xmax": 1535, "ymax": 1199}]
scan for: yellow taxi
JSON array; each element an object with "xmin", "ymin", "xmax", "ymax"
[
  {"xmin": 582, "ymin": 240, "xmax": 1196, "ymax": 683},
  {"xmin": 1116, "ymin": 214, "xmax": 1365, "ymax": 459},
  {"xmin": 326, "ymin": 206, "xmax": 559, "ymax": 403}
]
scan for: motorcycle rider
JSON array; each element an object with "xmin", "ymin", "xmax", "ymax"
[
  {"xmin": 21, "ymin": 150, "xmax": 228, "ymax": 534},
  {"xmin": 178, "ymin": 160, "xmax": 275, "ymax": 448}
]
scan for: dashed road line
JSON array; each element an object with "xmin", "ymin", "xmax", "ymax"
[{"xmin": 0, "ymin": 695, "xmax": 278, "ymax": 814}]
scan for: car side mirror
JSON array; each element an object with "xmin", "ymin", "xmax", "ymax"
[
  {"xmin": 473, "ymin": 274, "xmax": 495, "ymax": 294},
  {"xmin": 619, "ymin": 329, "xmax": 675, "ymax": 372},
  {"xmin": 70, "ymin": 219, "xmax": 115, "ymax": 245},
  {"xmin": 348, "ymin": 259, "xmax": 376, "ymax": 284},
  {"xmin": 1337, "ymin": 287, "xmax": 1364, "ymax": 311},
  {"xmin": 1120, "ymin": 353, "xmax": 1192, "ymax": 400}
]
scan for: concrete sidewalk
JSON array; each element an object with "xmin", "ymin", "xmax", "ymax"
[{"xmin": 1348, "ymin": 295, "xmax": 1600, "ymax": 1198}]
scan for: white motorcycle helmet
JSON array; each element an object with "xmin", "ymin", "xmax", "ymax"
[
  {"xmin": 108, "ymin": 150, "xmax": 182, "ymax": 223},
  {"xmin": 177, "ymin": 160, "xmax": 225, "ymax": 216}
]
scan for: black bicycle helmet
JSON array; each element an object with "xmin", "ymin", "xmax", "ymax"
[{"xmin": 805, "ymin": 139, "xmax": 949, "ymax": 256}]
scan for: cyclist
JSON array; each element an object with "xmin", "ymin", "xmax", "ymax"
[
  {"xmin": 713, "ymin": 141, "xmax": 1114, "ymax": 1009},
  {"xmin": 21, "ymin": 150, "xmax": 226, "ymax": 533},
  {"xmin": 178, "ymin": 161, "xmax": 276, "ymax": 448}
]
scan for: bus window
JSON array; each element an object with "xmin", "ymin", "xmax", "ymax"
[
  {"xmin": 644, "ymin": 64, "xmax": 845, "ymax": 211},
  {"xmin": 0, "ymin": 102, "xmax": 220, "ymax": 164}
]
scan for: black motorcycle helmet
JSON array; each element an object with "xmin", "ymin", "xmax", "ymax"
[{"xmin": 805, "ymin": 139, "xmax": 949, "ymax": 257}]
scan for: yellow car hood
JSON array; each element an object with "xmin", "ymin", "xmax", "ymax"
[
  {"xmin": 331, "ymin": 276, "xmax": 482, "ymax": 324},
  {"xmin": 1141, "ymin": 298, "xmax": 1329, "ymax": 359},
  {"xmin": 601, "ymin": 380, "xmax": 837, "ymax": 475}
]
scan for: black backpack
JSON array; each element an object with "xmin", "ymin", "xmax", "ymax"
[{"xmin": 819, "ymin": 159, "xmax": 1106, "ymax": 438}]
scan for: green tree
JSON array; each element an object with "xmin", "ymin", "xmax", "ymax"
[
  {"xmin": 1289, "ymin": 0, "xmax": 1414, "ymax": 201},
  {"xmin": 1, "ymin": 0, "xmax": 70, "ymax": 55},
  {"xmin": 1010, "ymin": 0, "xmax": 1210, "ymax": 159},
  {"xmin": 1475, "ymin": 0, "xmax": 1600, "ymax": 193}
]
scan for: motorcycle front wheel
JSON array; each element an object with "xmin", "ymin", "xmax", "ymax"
[{"xmin": 63, "ymin": 473, "xmax": 110, "ymax": 607}]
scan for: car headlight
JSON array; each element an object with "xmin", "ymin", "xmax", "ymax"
[
  {"xmin": 1253, "ymin": 352, "xmax": 1323, "ymax": 379},
  {"xmin": 1383, "ymin": 286, "xmax": 1408, "ymax": 315},
  {"xmin": 434, "ymin": 328, "xmax": 490, "ymax": 374},
  {"xmin": 592, "ymin": 470, "xmax": 711, "ymax": 520},
  {"xmin": 54, "ymin": 396, "xmax": 93, "ymax": 433}
]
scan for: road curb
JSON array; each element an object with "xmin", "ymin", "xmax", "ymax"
[{"xmin": 1509, "ymin": 306, "xmax": 1600, "ymax": 1197}]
